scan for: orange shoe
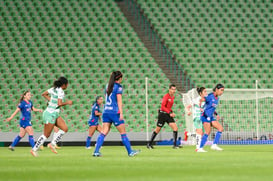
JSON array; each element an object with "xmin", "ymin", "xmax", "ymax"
[
  {"xmin": 30, "ymin": 149, "xmax": 38, "ymax": 157},
  {"xmin": 48, "ymin": 143, "xmax": 58, "ymax": 154}
]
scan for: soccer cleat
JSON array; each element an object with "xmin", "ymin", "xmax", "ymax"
[
  {"xmin": 196, "ymin": 148, "xmax": 207, "ymax": 152},
  {"xmin": 48, "ymin": 143, "xmax": 58, "ymax": 154},
  {"xmin": 86, "ymin": 147, "xmax": 91, "ymax": 150},
  {"xmin": 173, "ymin": 145, "xmax": 182, "ymax": 149},
  {"xmin": 30, "ymin": 149, "xmax": 39, "ymax": 157},
  {"xmin": 146, "ymin": 144, "xmax": 154, "ymax": 149},
  {"xmin": 129, "ymin": 150, "xmax": 141, "ymax": 157},
  {"xmin": 93, "ymin": 152, "xmax": 102, "ymax": 157},
  {"xmin": 211, "ymin": 144, "xmax": 223, "ymax": 151},
  {"xmin": 8, "ymin": 145, "xmax": 14, "ymax": 151}
]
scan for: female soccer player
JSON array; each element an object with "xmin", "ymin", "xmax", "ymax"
[
  {"xmin": 147, "ymin": 84, "xmax": 181, "ymax": 149},
  {"xmin": 85, "ymin": 96, "xmax": 103, "ymax": 149},
  {"xmin": 6, "ymin": 91, "xmax": 42, "ymax": 151},
  {"xmin": 186, "ymin": 87, "xmax": 207, "ymax": 150},
  {"xmin": 197, "ymin": 83, "xmax": 225, "ymax": 152},
  {"xmin": 31, "ymin": 77, "xmax": 73, "ymax": 157},
  {"xmin": 93, "ymin": 71, "xmax": 140, "ymax": 157}
]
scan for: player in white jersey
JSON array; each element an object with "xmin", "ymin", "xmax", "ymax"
[
  {"xmin": 186, "ymin": 87, "xmax": 207, "ymax": 150},
  {"xmin": 31, "ymin": 77, "xmax": 73, "ymax": 157}
]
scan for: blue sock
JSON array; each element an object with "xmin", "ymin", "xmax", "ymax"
[
  {"xmin": 199, "ymin": 134, "xmax": 209, "ymax": 148},
  {"xmin": 28, "ymin": 135, "xmax": 35, "ymax": 148},
  {"xmin": 86, "ymin": 136, "xmax": 91, "ymax": 148},
  {"xmin": 213, "ymin": 131, "xmax": 222, "ymax": 144},
  {"xmin": 94, "ymin": 134, "xmax": 105, "ymax": 153},
  {"xmin": 121, "ymin": 134, "xmax": 132, "ymax": 154},
  {"xmin": 11, "ymin": 135, "xmax": 22, "ymax": 147}
]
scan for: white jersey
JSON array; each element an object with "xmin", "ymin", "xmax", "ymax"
[
  {"xmin": 192, "ymin": 96, "xmax": 205, "ymax": 119},
  {"xmin": 45, "ymin": 87, "xmax": 65, "ymax": 113}
]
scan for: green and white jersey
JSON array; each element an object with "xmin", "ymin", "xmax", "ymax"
[
  {"xmin": 192, "ymin": 96, "xmax": 205, "ymax": 119},
  {"xmin": 45, "ymin": 87, "xmax": 65, "ymax": 113}
]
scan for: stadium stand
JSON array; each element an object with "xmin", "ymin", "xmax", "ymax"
[{"xmin": 0, "ymin": 0, "xmax": 185, "ymax": 134}]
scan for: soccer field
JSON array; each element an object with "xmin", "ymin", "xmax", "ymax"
[{"xmin": 1, "ymin": 145, "xmax": 273, "ymax": 181}]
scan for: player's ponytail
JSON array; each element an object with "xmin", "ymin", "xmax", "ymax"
[
  {"xmin": 53, "ymin": 76, "xmax": 68, "ymax": 89},
  {"xmin": 213, "ymin": 83, "xmax": 224, "ymax": 92},
  {"xmin": 196, "ymin": 87, "xmax": 206, "ymax": 96},
  {"xmin": 107, "ymin": 71, "xmax": 123, "ymax": 96},
  {"xmin": 19, "ymin": 90, "xmax": 29, "ymax": 104}
]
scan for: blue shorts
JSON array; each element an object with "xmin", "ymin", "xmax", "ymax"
[
  {"xmin": 20, "ymin": 120, "xmax": 32, "ymax": 128},
  {"xmin": 201, "ymin": 115, "xmax": 216, "ymax": 123},
  {"xmin": 102, "ymin": 113, "xmax": 125, "ymax": 127},
  {"xmin": 88, "ymin": 119, "xmax": 99, "ymax": 127}
]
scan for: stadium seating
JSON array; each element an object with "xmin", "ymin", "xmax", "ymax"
[
  {"xmin": 0, "ymin": 0, "xmax": 185, "ymax": 133},
  {"xmin": 137, "ymin": 0, "xmax": 273, "ymax": 89}
]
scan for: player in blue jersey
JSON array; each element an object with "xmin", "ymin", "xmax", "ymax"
[
  {"xmin": 85, "ymin": 96, "xmax": 103, "ymax": 149},
  {"xmin": 6, "ymin": 91, "xmax": 42, "ymax": 151},
  {"xmin": 93, "ymin": 71, "xmax": 140, "ymax": 157},
  {"xmin": 197, "ymin": 84, "xmax": 225, "ymax": 152}
]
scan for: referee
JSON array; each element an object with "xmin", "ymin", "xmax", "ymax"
[{"xmin": 147, "ymin": 84, "xmax": 181, "ymax": 149}]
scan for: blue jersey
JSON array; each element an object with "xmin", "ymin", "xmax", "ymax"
[
  {"xmin": 88, "ymin": 103, "xmax": 101, "ymax": 122},
  {"xmin": 104, "ymin": 83, "xmax": 123, "ymax": 114},
  {"xmin": 203, "ymin": 93, "xmax": 219, "ymax": 118},
  {"xmin": 18, "ymin": 100, "xmax": 33, "ymax": 121}
]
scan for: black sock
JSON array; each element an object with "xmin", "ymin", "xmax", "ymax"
[
  {"xmin": 173, "ymin": 131, "xmax": 178, "ymax": 146},
  {"xmin": 149, "ymin": 131, "xmax": 158, "ymax": 145}
]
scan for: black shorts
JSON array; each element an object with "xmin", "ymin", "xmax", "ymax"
[{"xmin": 156, "ymin": 111, "xmax": 175, "ymax": 128}]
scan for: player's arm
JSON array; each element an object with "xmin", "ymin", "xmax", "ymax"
[
  {"xmin": 42, "ymin": 90, "xmax": 51, "ymax": 101},
  {"xmin": 214, "ymin": 111, "xmax": 220, "ymax": 121},
  {"xmin": 95, "ymin": 110, "xmax": 102, "ymax": 116},
  {"xmin": 117, "ymin": 94, "xmax": 123, "ymax": 120},
  {"xmin": 6, "ymin": 108, "xmax": 21, "ymax": 122},
  {"xmin": 160, "ymin": 95, "xmax": 169, "ymax": 113},
  {"xmin": 186, "ymin": 104, "xmax": 192, "ymax": 115},
  {"xmin": 32, "ymin": 106, "xmax": 43, "ymax": 113},
  {"xmin": 58, "ymin": 98, "xmax": 73, "ymax": 107}
]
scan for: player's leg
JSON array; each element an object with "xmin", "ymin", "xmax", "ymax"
[
  {"xmin": 147, "ymin": 112, "xmax": 165, "ymax": 148},
  {"xmin": 86, "ymin": 126, "xmax": 97, "ymax": 149},
  {"xmin": 195, "ymin": 128, "xmax": 203, "ymax": 150},
  {"xmin": 93, "ymin": 122, "xmax": 111, "ymax": 156},
  {"xmin": 198, "ymin": 120, "xmax": 211, "ymax": 152},
  {"xmin": 31, "ymin": 111, "xmax": 56, "ymax": 156},
  {"xmin": 211, "ymin": 121, "xmax": 224, "ymax": 151},
  {"xmin": 50, "ymin": 117, "xmax": 67, "ymax": 150},
  {"xmin": 25, "ymin": 126, "xmax": 35, "ymax": 148},
  {"xmin": 116, "ymin": 121, "xmax": 140, "ymax": 157},
  {"xmin": 96, "ymin": 124, "xmax": 102, "ymax": 133},
  {"xmin": 169, "ymin": 122, "xmax": 181, "ymax": 148},
  {"xmin": 9, "ymin": 127, "xmax": 26, "ymax": 151}
]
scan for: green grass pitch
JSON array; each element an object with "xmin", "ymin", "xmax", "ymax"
[{"xmin": 1, "ymin": 145, "xmax": 273, "ymax": 181}]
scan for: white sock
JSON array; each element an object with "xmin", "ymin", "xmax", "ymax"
[
  {"xmin": 51, "ymin": 130, "xmax": 65, "ymax": 146},
  {"xmin": 33, "ymin": 135, "xmax": 47, "ymax": 151},
  {"xmin": 53, "ymin": 132, "xmax": 58, "ymax": 141},
  {"xmin": 196, "ymin": 134, "xmax": 202, "ymax": 149}
]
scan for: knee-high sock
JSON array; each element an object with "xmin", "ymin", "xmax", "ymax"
[
  {"xmin": 51, "ymin": 130, "xmax": 65, "ymax": 146},
  {"xmin": 196, "ymin": 134, "xmax": 202, "ymax": 149},
  {"xmin": 149, "ymin": 131, "xmax": 158, "ymax": 145},
  {"xmin": 199, "ymin": 134, "xmax": 209, "ymax": 149},
  {"xmin": 86, "ymin": 136, "xmax": 91, "ymax": 148},
  {"xmin": 121, "ymin": 134, "xmax": 132, "ymax": 154},
  {"xmin": 11, "ymin": 135, "xmax": 22, "ymax": 147},
  {"xmin": 173, "ymin": 131, "xmax": 178, "ymax": 146},
  {"xmin": 28, "ymin": 135, "xmax": 35, "ymax": 148},
  {"xmin": 33, "ymin": 135, "xmax": 47, "ymax": 151},
  {"xmin": 213, "ymin": 131, "xmax": 222, "ymax": 144},
  {"xmin": 94, "ymin": 134, "xmax": 105, "ymax": 153}
]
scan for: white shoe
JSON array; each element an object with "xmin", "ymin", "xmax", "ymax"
[
  {"xmin": 211, "ymin": 144, "xmax": 223, "ymax": 151},
  {"xmin": 30, "ymin": 149, "xmax": 38, "ymax": 157},
  {"xmin": 196, "ymin": 148, "xmax": 207, "ymax": 152},
  {"xmin": 86, "ymin": 147, "xmax": 91, "ymax": 150}
]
